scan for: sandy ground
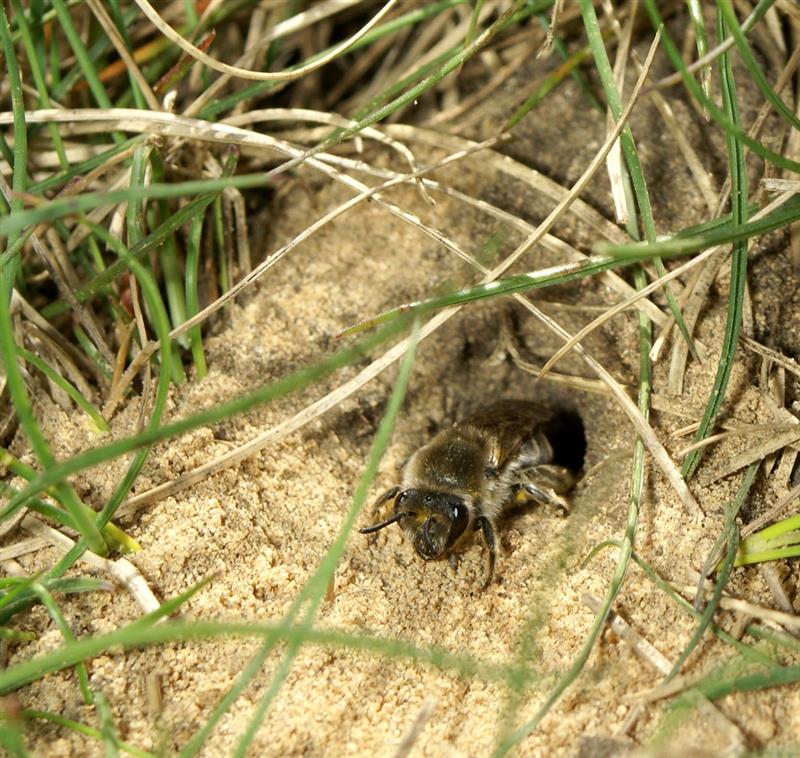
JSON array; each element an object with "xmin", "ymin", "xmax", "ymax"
[{"xmin": 7, "ymin": 23, "xmax": 800, "ymax": 758}]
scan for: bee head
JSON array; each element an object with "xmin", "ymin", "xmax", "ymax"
[
  {"xmin": 394, "ymin": 490, "xmax": 466, "ymax": 560},
  {"xmin": 360, "ymin": 488, "xmax": 470, "ymax": 560}
]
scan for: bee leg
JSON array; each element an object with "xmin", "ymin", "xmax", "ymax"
[
  {"xmin": 514, "ymin": 464, "xmax": 574, "ymax": 515},
  {"xmin": 374, "ymin": 486, "xmax": 401, "ymax": 508},
  {"xmin": 474, "ymin": 516, "xmax": 496, "ymax": 589},
  {"xmin": 359, "ymin": 486, "xmax": 405, "ymax": 534},
  {"xmin": 448, "ymin": 553, "xmax": 460, "ymax": 573},
  {"xmin": 485, "ymin": 308, "xmax": 516, "ymax": 367}
]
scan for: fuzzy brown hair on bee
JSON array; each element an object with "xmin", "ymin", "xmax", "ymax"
[{"xmin": 360, "ymin": 400, "xmax": 583, "ymax": 588}]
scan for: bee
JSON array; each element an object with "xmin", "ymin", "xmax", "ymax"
[{"xmin": 360, "ymin": 400, "xmax": 582, "ymax": 588}]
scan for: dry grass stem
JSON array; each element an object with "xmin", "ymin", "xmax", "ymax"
[
  {"xmin": 675, "ymin": 423, "xmax": 800, "ymax": 459},
  {"xmin": 186, "ymin": 0, "xmax": 409, "ymax": 116},
  {"xmin": 534, "ymin": 243, "xmax": 721, "ymax": 385},
  {"xmin": 21, "ymin": 515, "xmax": 160, "ymax": 614},
  {"xmin": 741, "ymin": 336, "xmax": 800, "ymax": 379},
  {"xmin": 712, "ymin": 37, "xmax": 800, "ymax": 217},
  {"xmin": 675, "ymin": 580, "xmax": 800, "ymax": 633},
  {"xmin": 696, "ymin": 427, "xmax": 800, "ymax": 486},
  {"xmin": 136, "ymin": 0, "xmax": 398, "ymax": 83},
  {"xmin": 392, "ymin": 697, "xmax": 438, "ymax": 758},
  {"xmin": 85, "ymin": 0, "xmax": 160, "ymax": 110},
  {"xmin": 603, "ymin": 0, "xmax": 636, "ymax": 226},
  {"xmin": 758, "ymin": 563, "xmax": 795, "ymax": 615},
  {"xmin": 0, "ymin": 176, "xmax": 113, "ymax": 367},
  {"xmin": 583, "ymin": 592, "xmax": 672, "ymax": 673},
  {"xmin": 0, "ymin": 536, "xmax": 56, "ymax": 562}
]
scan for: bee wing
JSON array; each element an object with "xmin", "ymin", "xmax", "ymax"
[{"xmin": 461, "ymin": 400, "xmax": 555, "ymax": 472}]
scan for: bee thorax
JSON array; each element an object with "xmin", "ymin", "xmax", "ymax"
[{"xmin": 401, "ymin": 426, "xmax": 490, "ymax": 499}]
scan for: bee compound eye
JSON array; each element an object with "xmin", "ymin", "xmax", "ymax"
[
  {"xmin": 449, "ymin": 499, "xmax": 468, "ymax": 521},
  {"xmin": 446, "ymin": 502, "xmax": 469, "ymax": 549}
]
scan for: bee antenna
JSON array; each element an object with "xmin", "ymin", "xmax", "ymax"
[{"xmin": 359, "ymin": 512, "xmax": 413, "ymax": 534}]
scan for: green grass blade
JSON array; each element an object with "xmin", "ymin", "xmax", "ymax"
[
  {"xmin": 0, "ymin": 714, "xmax": 29, "ymax": 757},
  {"xmin": 719, "ymin": 0, "xmax": 800, "ymax": 132},
  {"xmin": 29, "ymin": 136, "xmax": 145, "ymax": 196},
  {"xmin": 665, "ymin": 463, "xmax": 757, "ymax": 680},
  {"xmin": 197, "ymin": 0, "xmax": 474, "ymax": 120},
  {"xmin": 0, "ymin": 628, "xmax": 37, "ymax": 642},
  {"xmin": 538, "ymin": 13, "xmax": 602, "ymax": 111},
  {"xmin": 465, "ymin": 0, "xmax": 485, "ymax": 49},
  {"xmin": 0, "ymin": 0, "xmax": 28, "ymax": 279},
  {"xmin": 736, "ymin": 513, "xmax": 800, "ymax": 566},
  {"xmin": 734, "ymin": 544, "xmax": 800, "ymax": 565},
  {"xmin": 73, "ymin": 324, "xmax": 112, "ymax": 382},
  {"xmin": 744, "ymin": 513, "xmax": 800, "ymax": 542},
  {"xmin": 694, "ymin": 662, "xmax": 800, "ymax": 701},
  {"xmin": 492, "ymin": 11, "xmax": 659, "ymax": 751},
  {"xmin": 681, "ymin": 8, "xmax": 749, "ymax": 480},
  {"xmin": 0, "ymin": 617, "xmax": 518, "ymax": 697},
  {"xmin": 104, "ymin": 0, "xmax": 147, "ymax": 110},
  {"xmin": 0, "ymin": 576, "xmax": 110, "ymax": 643},
  {"xmin": 249, "ymin": 3, "xmax": 527, "ymax": 181},
  {"xmin": 212, "ymin": 195, "xmax": 228, "ymax": 293},
  {"xmin": 49, "ymin": 0, "xmax": 112, "ymax": 111},
  {"xmin": 93, "ymin": 692, "xmax": 120, "ymax": 757},
  {"xmin": 185, "ymin": 209, "xmax": 207, "ymax": 378},
  {"xmin": 641, "ymin": 0, "xmax": 800, "ymax": 174},
  {"xmin": 15, "ymin": 347, "xmax": 109, "ymax": 431},
  {"xmin": 9, "ymin": 0, "xmax": 68, "ymax": 168},
  {"xmin": 504, "ymin": 43, "xmax": 594, "ymax": 131},
  {"xmin": 20, "ymin": 711, "xmax": 153, "ymax": 758},
  {"xmin": 746, "ymin": 625, "xmax": 800, "ymax": 654},
  {"xmin": 0, "ymin": 474, "xmax": 134, "ymax": 553},
  {"xmin": 685, "ymin": 0, "xmax": 711, "ymax": 104},
  {"xmin": 41, "ymin": 172, "xmax": 236, "ymax": 319},
  {"xmin": 0, "ymin": 174, "xmax": 269, "ymax": 248},
  {"xmin": 151, "ymin": 154, "xmax": 189, "ymax": 348},
  {"xmin": 27, "ymin": 581, "xmax": 93, "ymax": 704},
  {"xmin": 630, "ymin": 551, "xmax": 774, "ymax": 664},
  {"xmin": 125, "ymin": 146, "xmax": 183, "ymax": 385},
  {"xmin": 495, "ymin": 265, "xmax": 653, "ymax": 756},
  {"xmin": 52, "ymin": 0, "xmax": 113, "ymax": 108},
  {"xmin": 0, "ymin": 577, "xmax": 107, "ymax": 596},
  {"xmin": 229, "ymin": 319, "xmax": 421, "ymax": 757},
  {"xmin": 598, "ymin": 193, "xmax": 800, "ymax": 259},
  {"xmin": 339, "ymin": 245, "xmax": 683, "ymax": 338}
]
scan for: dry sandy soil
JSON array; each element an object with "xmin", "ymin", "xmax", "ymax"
[{"xmin": 7, "ymin": 13, "xmax": 800, "ymax": 758}]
